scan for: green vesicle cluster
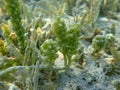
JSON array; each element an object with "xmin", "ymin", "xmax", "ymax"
[
  {"xmin": 92, "ymin": 35, "xmax": 106, "ymax": 53},
  {"xmin": 40, "ymin": 39, "xmax": 58, "ymax": 67},
  {"xmin": 92, "ymin": 33, "xmax": 115, "ymax": 54},
  {"xmin": 53, "ymin": 18, "xmax": 80, "ymax": 67},
  {"xmin": 106, "ymin": 33, "xmax": 115, "ymax": 46},
  {"xmin": 3, "ymin": 0, "xmax": 26, "ymax": 54}
]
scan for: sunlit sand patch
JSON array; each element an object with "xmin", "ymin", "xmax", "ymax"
[{"xmin": 55, "ymin": 51, "xmax": 64, "ymax": 63}]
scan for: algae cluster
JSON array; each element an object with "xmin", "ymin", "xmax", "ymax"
[{"xmin": 0, "ymin": 0, "xmax": 120, "ymax": 90}]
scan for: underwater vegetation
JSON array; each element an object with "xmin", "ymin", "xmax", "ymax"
[
  {"xmin": 53, "ymin": 18, "xmax": 80, "ymax": 67},
  {"xmin": 0, "ymin": 0, "xmax": 120, "ymax": 90}
]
